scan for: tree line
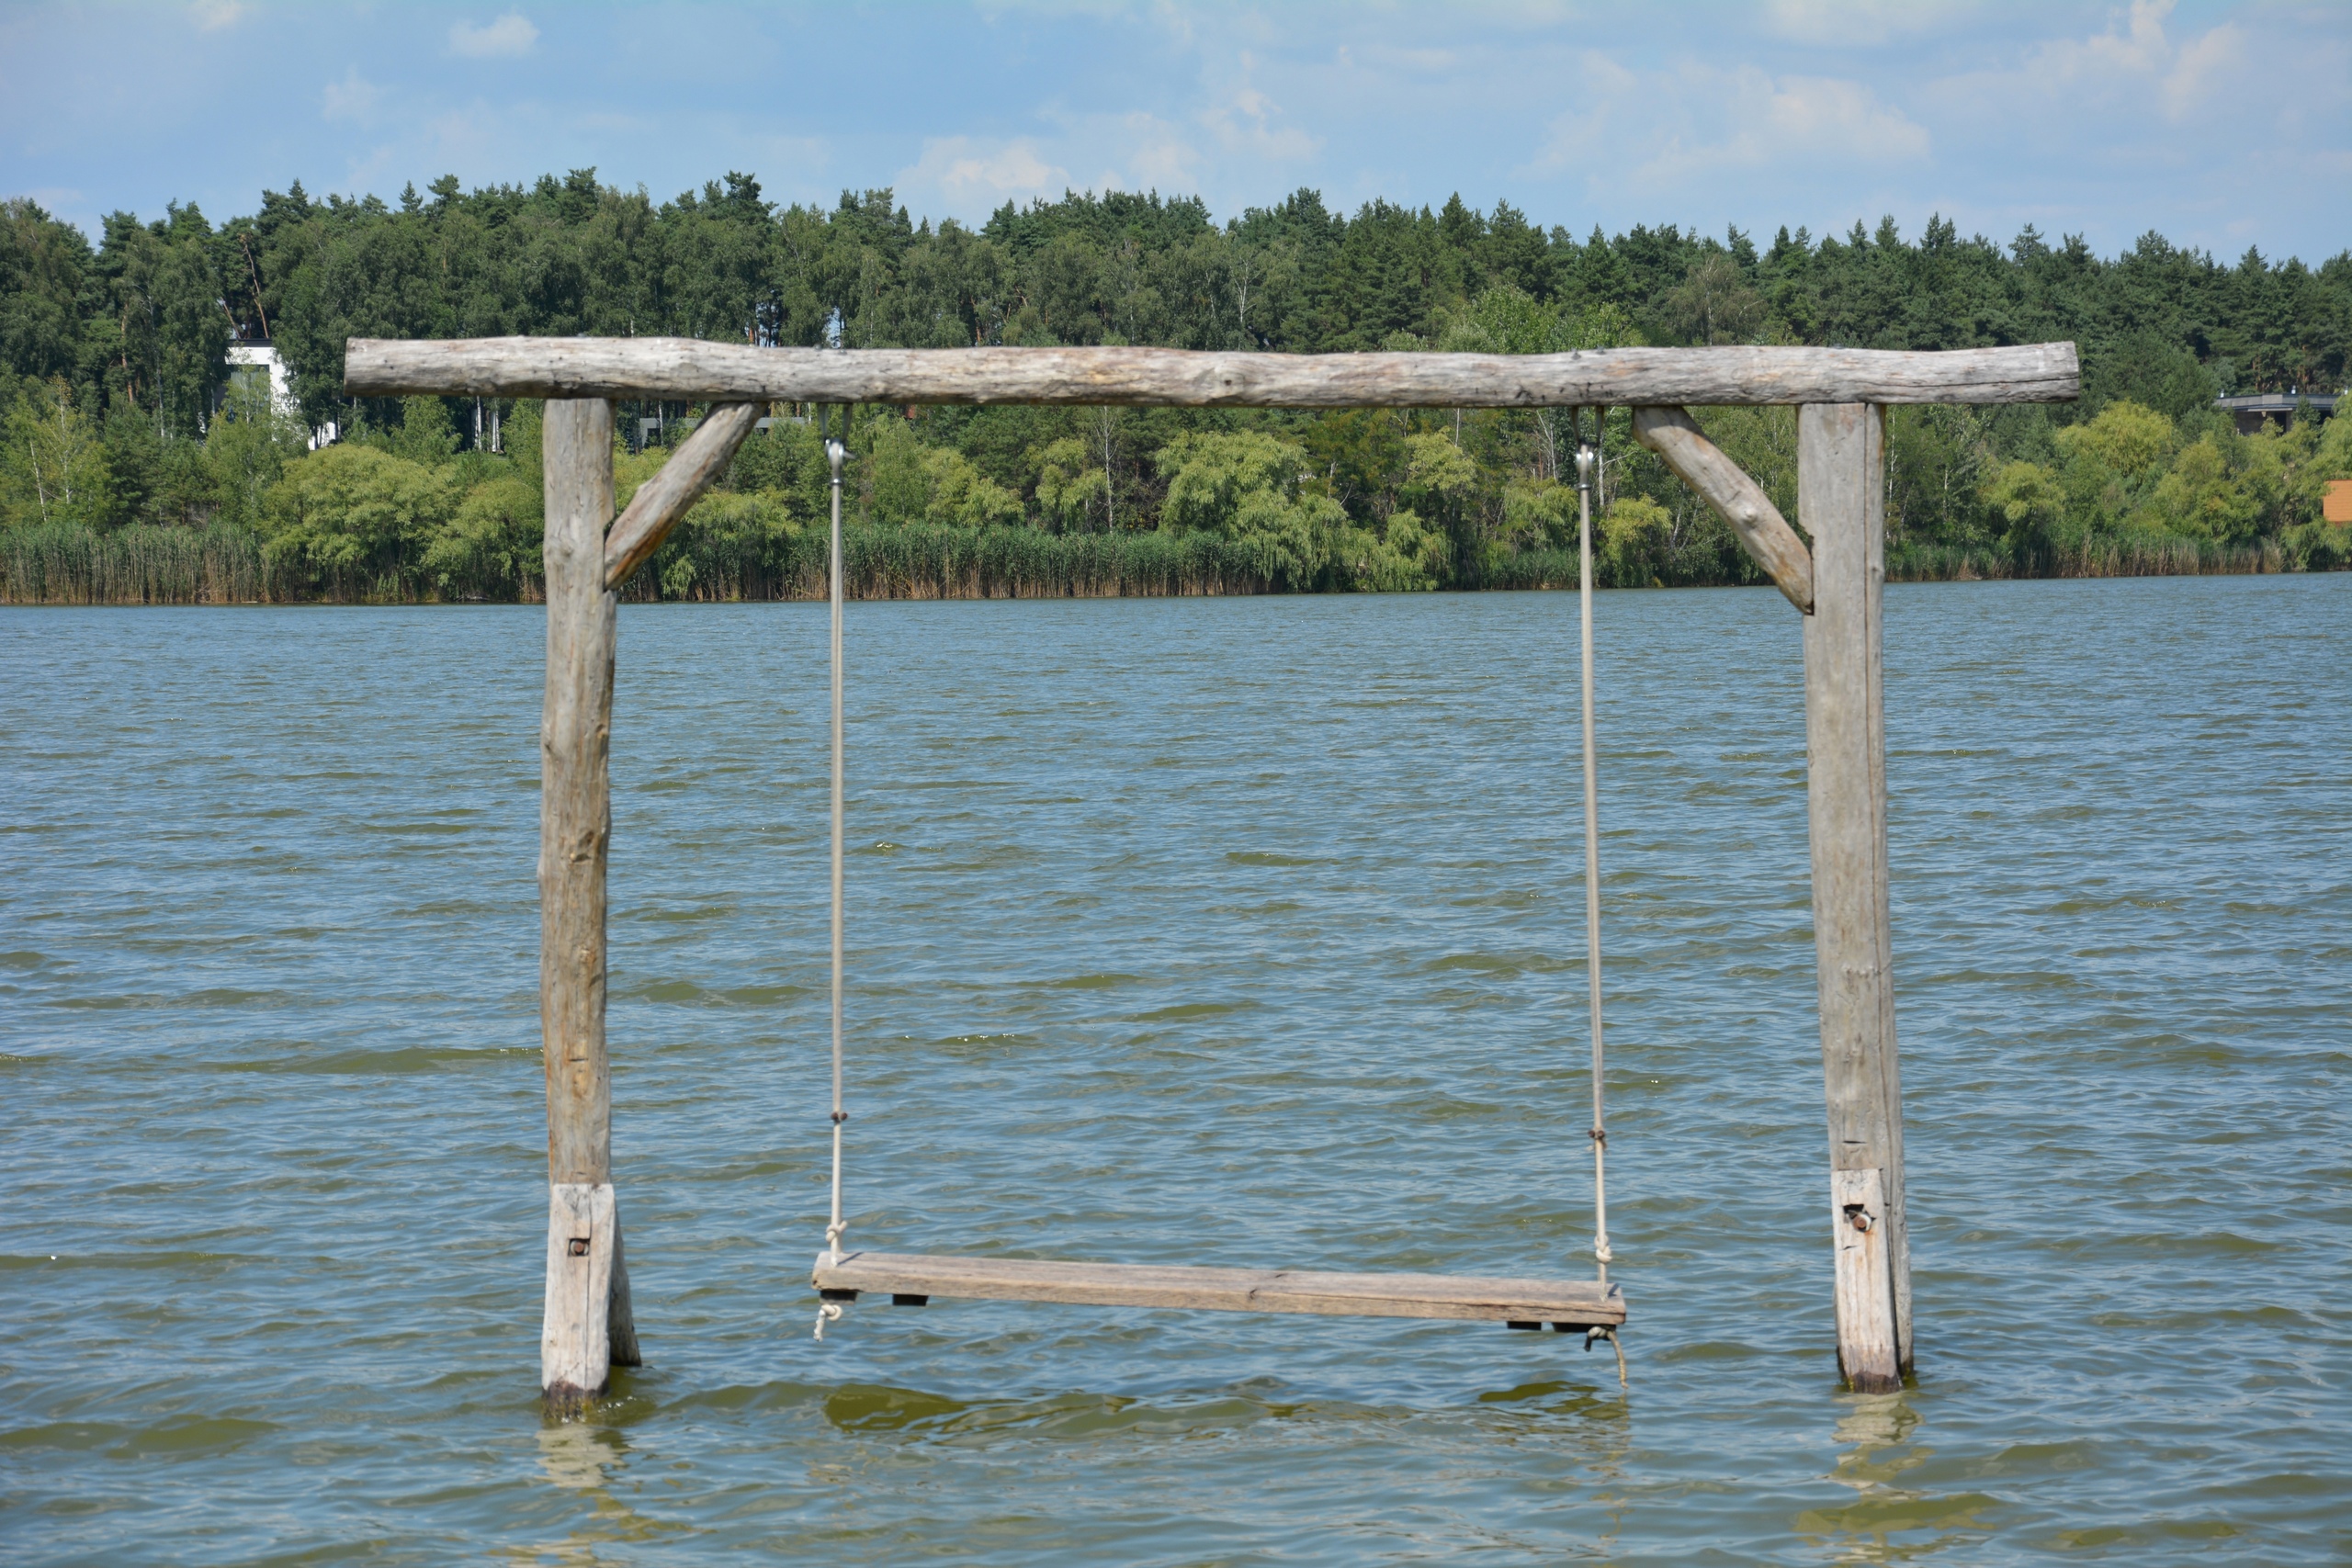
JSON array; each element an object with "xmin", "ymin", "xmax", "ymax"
[{"xmin": 4, "ymin": 172, "xmax": 2348, "ymax": 603}]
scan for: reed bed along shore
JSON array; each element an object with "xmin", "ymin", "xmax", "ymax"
[{"xmin": 0, "ymin": 521, "xmax": 2316, "ymax": 605}]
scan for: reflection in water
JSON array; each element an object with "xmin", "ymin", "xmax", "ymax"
[
  {"xmin": 1799, "ymin": 1393, "xmax": 1995, "ymax": 1562},
  {"xmin": 1834, "ymin": 1390, "xmax": 1920, "ymax": 1455},
  {"xmin": 537, "ymin": 1420, "xmax": 624, "ymax": 1491},
  {"xmin": 1577, "ymin": 1383, "xmax": 1635, "ymax": 1562},
  {"xmin": 822, "ymin": 1381, "xmax": 970, "ymax": 1432},
  {"xmin": 522, "ymin": 1420, "xmax": 675, "ymax": 1565},
  {"xmin": 1474, "ymin": 1374, "xmax": 1634, "ymax": 1558}
]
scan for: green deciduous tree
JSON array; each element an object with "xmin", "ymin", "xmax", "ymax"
[
  {"xmin": 1981, "ymin": 458, "xmax": 2066, "ymax": 561},
  {"xmin": 203, "ymin": 378, "xmax": 315, "ymax": 530},
  {"xmin": 1156, "ymin": 430, "xmax": 1340, "ymax": 588},
  {"xmin": 2055, "ymin": 400, "xmax": 2175, "ymax": 479},
  {"xmin": 1600, "ymin": 496, "xmax": 1674, "ymax": 584},
  {"xmin": 1660, "ymin": 254, "xmax": 1765, "ymax": 345},
  {"xmin": 2151, "ymin": 436, "xmax": 2261, "ymax": 541},
  {"xmin": 261, "ymin": 444, "xmax": 454, "ymax": 594},
  {"xmin": 423, "ymin": 474, "xmax": 541, "ymax": 599},
  {"xmin": 1031, "ymin": 435, "xmax": 1106, "ymax": 531},
  {"xmin": 2, "ymin": 378, "xmax": 112, "ymax": 529}
]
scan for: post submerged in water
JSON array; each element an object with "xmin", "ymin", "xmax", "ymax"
[
  {"xmin": 1798, "ymin": 401, "xmax": 1910, "ymax": 1392},
  {"xmin": 537, "ymin": 397, "xmax": 639, "ymax": 1414}
]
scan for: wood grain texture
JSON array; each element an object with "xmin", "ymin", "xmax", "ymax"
[
  {"xmin": 540, "ymin": 400, "xmax": 616, "ymax": 1188},
  {"xmin": 537, "ymin": 404, "xmax": 644, "ymax": 1405},
  {"xmin": 345, "ymin": 337, "xmax": 2079, "ymax": 408},
  {"xmin": 603, "ymin": 402, "xmax": 763, "ymax": 590},
  {"xmin": 541, "ymin": 1182, "xmax": 616, "ymax": 1408},
  {"xmin": 810, "ymin": 1252, "xmax": 1629, "ymax": 1324},
  {"xmin": 1862, "ymin": 435, "xmax": 1912, "ymax": 1374},
  {"xmin": 1632, "ymin": 406, "xmax": 1814, "ymax": 613},
  {"xmin": 1829, "ymin": 1168, "xmax": 1900, "ymax": 1392},
  {"xmin": 1799, "ymin": 402, "xmax": 1913, "ymax": 1385},
  {"xmin": 606, "ymin": 1214, "xmax": 640, "ymax": 1369}
]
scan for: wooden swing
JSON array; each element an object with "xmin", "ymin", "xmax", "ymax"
[
  {"xmin": 338, "ymin": 335, "xmax": 2078, "ymax": 1408},
  {"xmin": 800, "ymin": 408, "xmax": 1626, "ymax": 1347}
]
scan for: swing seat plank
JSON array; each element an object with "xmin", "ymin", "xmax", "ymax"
[{"xmin": 812, "ymin": 1251, "xmax": 1627, "ymax": 1325}]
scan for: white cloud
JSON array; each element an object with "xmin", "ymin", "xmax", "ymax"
[
  {"xmin": 1114, "ymin": 113, "xmax": 1204, "ymax": 190},
  {"xmin": 2038, "ymin": 0, "xmax": 2173, "ymax": 81},
  {"xmin": 893, "ymin": 111, "xmax": 1208, "ymax": 215},
  {"xmin": 1761, "ymin": 74, "xmax": 1930, "ymax": 159},
  {"xmin": 1194, "ymin": 51, "xmax": 1321, "ymax": 163},
  {"xmin": 2159, "ymin": 21, "xmax": 2243, "ymax": 121},
  {"xmin": 449, "ymin": 14, "xmax": 539, "ymax": 59},
  {"xmin": 898, "ymin": 137, "xmax": 1071, "ymax": 208},
  {"xmin": 190, "ymin": 0, "xmax": 247, "ymax": 30},
  {"xmin": 1762, "ymin": 0, "xmax": 1963, "ymax": 47},
  {"xmin": 1533, "ymin": 58, "xmax": 1928, "ymax": 187},
  {"xmin": 1200, "ymin": 82, "xmax": 1320, "ymax": 162},
  {"xmin": 1932, "ymin": 0, "xmax": 2260, "ymax": 135},
  {"xmin": 339, "ymin": 141, "xmax": 403, "ymax": 193},
  {"xmin": 320, "ymin": 69, "xmax": 382, "ymax": 122}
]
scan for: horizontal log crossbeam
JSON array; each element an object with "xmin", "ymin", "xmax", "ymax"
[{"xmin": 346, "ymin": 338, "xmax": 2078, "ymax": 409}]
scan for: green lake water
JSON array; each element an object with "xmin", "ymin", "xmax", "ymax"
[{"xmin": 4, "ymin": 576, "xmax": 2346, "ymax": 1562}]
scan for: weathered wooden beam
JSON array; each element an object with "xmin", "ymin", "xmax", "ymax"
[
  {"xmin": 1632, "ymin": 406, "xmax": 1814, "ymax": 613},
  {"xmin": 345, "ymin": 338, "xmax": 2078, "ymax": 409},
  {"xmin": 538, "ymin": 398, "xmax": 638, "ymax": 1411},
  {"xmin": 812, "ymin": 1252, "xmax": 1629, "ymax": 1324},
  {"xmin": 1797, "ymin": 401, "xmax": 1910, "ymax": 1393},
  {"xmin": 604, "ymin": 402, "xmax": 764, "ymax": 590}
]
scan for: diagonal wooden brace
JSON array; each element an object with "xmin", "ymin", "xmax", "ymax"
[
  {"xmin": 1632, "ymin": 406, "xmax": 1814, "ymax": 614},
  {"xmin": 604, "ymin": 402, "xmax": 766, "ymax": 590}
]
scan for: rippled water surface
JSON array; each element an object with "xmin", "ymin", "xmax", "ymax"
[{"xmin": 5, "ymin": 578, "xmax": 2346, "ymax": 1564}]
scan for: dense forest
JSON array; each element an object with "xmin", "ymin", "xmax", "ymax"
[{"xmin": 3, "ymin": 171, "xmax": 2348, "ymax": 603}]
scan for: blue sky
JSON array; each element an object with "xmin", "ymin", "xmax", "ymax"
[{"xmin": 3, "ymin": 1, "xmax": 2344, "ymax": 262}]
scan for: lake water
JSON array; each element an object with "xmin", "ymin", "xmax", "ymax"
[{"xmin": 4, "ymin": 577, "xmax": 2346, "ymax": 1564}]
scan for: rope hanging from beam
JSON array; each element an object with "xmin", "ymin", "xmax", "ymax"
[
  {"xmin": 1574, "ymin": 410, "xmax": 1625, "ymax": 1390},
  {"xmin": 815, "ymin": 413, "xmax": 852, "ymax": 1342}
]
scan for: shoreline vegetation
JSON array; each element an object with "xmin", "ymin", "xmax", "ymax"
[
  {"xmin": 5, "ymin": 175, "xmax": 2348, "ymax": 605},
  {"xmin": 0, "ymin": 516, "xmax": 2301, "ymax": 607}
]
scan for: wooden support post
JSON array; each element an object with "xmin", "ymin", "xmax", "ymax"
[
  {"xmin": 1798, "ymin": 402, "xmax": 1910, "ymax": 1392},
  {"xmin": 538, "ymin": 397, "xmax": 638, "ymax": 1412}
]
